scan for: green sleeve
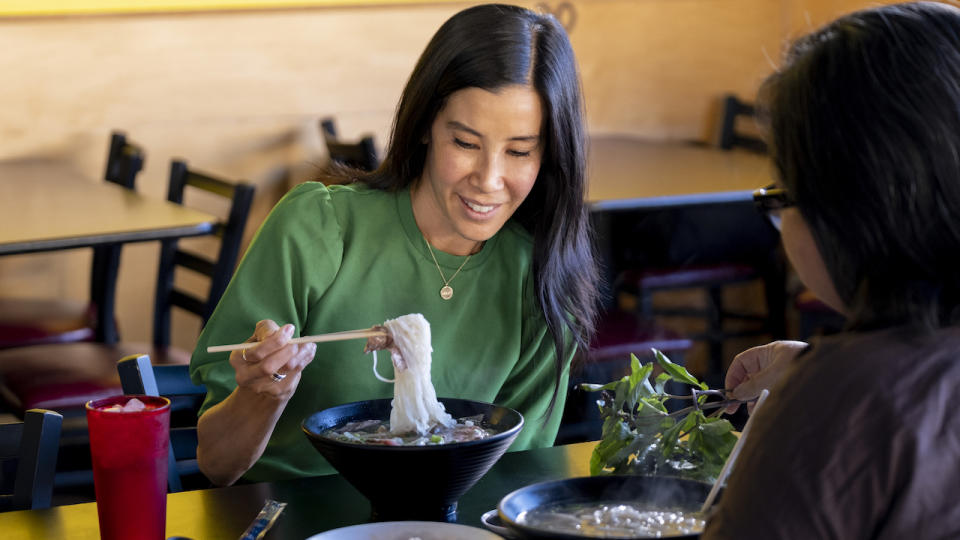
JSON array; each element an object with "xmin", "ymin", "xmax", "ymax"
[
  {"xmin": 189, "ymin": 183, "xmax": 343, "ymax": 416},
  {"xmin": 495, "ymin": 311, "xmax": 575, "ymax": 451}
]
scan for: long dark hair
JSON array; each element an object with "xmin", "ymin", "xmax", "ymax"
[
  {"xmin": 332, "ymin": 3, "xmax": 599, "ymax": 414},
  {"xmin": 760, "ymin": 1, "xmax": 960, "ymax": 330}
]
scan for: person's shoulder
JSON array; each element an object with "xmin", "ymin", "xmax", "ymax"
[
  {"xmin": 324, "ymin": 181, "xmax": 390, "ymax": 202},
  {"xmin": 276, "ymin": 181, "xmax": 389, "ymax": 213},
  {"xmin": 275, "ymin": 181, "xmax": 332, "ymax": 211},
  {"xmin": 797, "ymin": 325, "xmax": 960, "ymax": 425},
  {"xmin": 808, "ymin": 325, "xmax": 960, "ymax": 375}
]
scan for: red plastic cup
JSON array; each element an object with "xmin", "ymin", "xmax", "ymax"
[{"xmin": 86, "ymin": 395, "xmax": 171, "ymax": 540}]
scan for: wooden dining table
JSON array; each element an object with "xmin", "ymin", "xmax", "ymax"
[
  {"xmin": 584, "ymin": 136, "xmax": 778, "ymax": 296},
  {"xmin": 0, "ymin": 162, "xmax": 217, "ymax": 256},
  {"xmin": 0, "ymin": 161, "xmax": 219, "ymax": 342},
  {"xmin": 585, "ymin": 135, "xmax": 773, "ymax": 211},
  {"xmin": 0, "ymin": 440, "xmax": 598, "ymax": 540}
]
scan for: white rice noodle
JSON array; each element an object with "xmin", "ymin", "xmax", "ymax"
[{"xmin": 383, "ymin": 313, "xmax": 454, "ymax": 435}]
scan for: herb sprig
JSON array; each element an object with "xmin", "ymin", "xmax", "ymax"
[{"xmin": 581, "ymin": 349, "xmax": 739, "ymax": 483}]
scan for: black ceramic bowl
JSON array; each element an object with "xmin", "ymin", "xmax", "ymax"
[
  {"xmin": 498, "ymin": 475, "xmax": 713, "ymax": 539},
  {"xmin": 302, "ymin": 397, "xmax": 523, "ymax": 522}
]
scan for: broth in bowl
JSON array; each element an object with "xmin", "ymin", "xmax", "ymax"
[
  {"xmin": 322, "ymin": 413, "xmax": 498, "ymax": 446},
  {"xmin": 499, "ymin": 475, "xmax": 714, "ymax": 539},
  {"xmin": 518, "ymin": 502, "xmax": 705, "ymax": 538}
]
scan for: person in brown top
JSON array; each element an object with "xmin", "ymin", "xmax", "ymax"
[{"xmin": 703, "ymin": 3, "xmax": 960, "ymax": 538}]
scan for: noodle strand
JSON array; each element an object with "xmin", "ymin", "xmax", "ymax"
[
  {"xmin": 382, "ymin": 313, "xmax": 454, "ymax": 434},
  {"xmin": 370, "ymin": 350, "xmax": 395, "ymax": 383}
]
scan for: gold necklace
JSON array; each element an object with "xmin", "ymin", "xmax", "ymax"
[{"xmin": 425, "ymin": 237, "xmax": 471, "ymax": 300}]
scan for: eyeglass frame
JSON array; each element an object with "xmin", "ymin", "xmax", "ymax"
[{"xmin": 753, "ymin": 183, "xmax": 795, "ymax": 230}]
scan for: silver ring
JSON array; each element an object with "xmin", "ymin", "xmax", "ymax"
[{"xmin": 271, "ymin": 371, "xmax": 287, "ymax": 383}]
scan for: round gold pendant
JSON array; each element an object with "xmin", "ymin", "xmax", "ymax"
[{"xmin": 440, "ymin": 285, "xmax": 453, "ymax": 300}]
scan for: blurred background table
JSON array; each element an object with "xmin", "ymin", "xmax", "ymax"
[
  {"xmin": 586, "ymin": 135, "xmax": 772, "ymax": 211},
  {"xmin": 0, "ymin": 440, "xmax": 598, "ymax": 540},
  {"xmin": 0, "ymin": 162, "xmax": 216, "ymax": 256},
  {"xmin": 0, "ymin": 161, "xmax": 219, "ymax": 345}
]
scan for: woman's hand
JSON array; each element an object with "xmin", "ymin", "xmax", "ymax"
[
  {"xmin": 725, "ymin": 340, "xmax": 808, "ymax": 413},
  {"xmin": 197, "ymin": 319, "xmax": 316, "ymax": 486},
  {"xmin": 229, "ymin": 319, "xmax": 317, "ymax": 401}
]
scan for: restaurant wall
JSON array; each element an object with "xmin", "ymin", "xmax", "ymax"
[{"xmin": 0, "ymin": 0, "xmax": 909, "ymax": 351}]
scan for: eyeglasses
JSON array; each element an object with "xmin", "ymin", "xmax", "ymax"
[{"xmin": 752, "ymin": 184, "xmax": 795, "ymax": 230}]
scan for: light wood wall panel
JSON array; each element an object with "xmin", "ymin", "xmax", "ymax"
[{"xmin": 0, "ymin": 0, "xmax": 908, "ymax": 349}]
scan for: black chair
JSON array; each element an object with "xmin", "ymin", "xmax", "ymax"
[
  {"xmin": 720, "ymin": 95, "xmax": 839, "ymax": 343},
  {"xmin": 604, "ymin": 95, "xmax": 786, "ymax": 386},
  {"xmin": 718, "ymin": 94, "xmax": 767, "ymax": 154},
  {"xmin": 0, "ymin": 409, "xmax": 62, "ymax": 511},
  {"xmin": 118, "ymin": 354, "xmax": 207, "ymax": 493},
  {"xmin": 152, "ymin": 160, "xmax": 256, "ymax": 348},
  {"xmin": 601, "ymin": 198, "xmax": 786, "ymax": 387},
  {"xmin": 0, "ymin": 160, "xmax": 255, "ymax": 415},
  {"xmin": 320, "ymin": 118, "xmax": 379, "ymax": 172},
  {"xmin": 0, "ymin": 131, "xmax": 145, "ymax": 349}
]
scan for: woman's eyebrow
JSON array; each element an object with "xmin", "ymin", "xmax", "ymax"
[{"xmin": 446, "ymin": 120, "xmax": 539, "ymax": 142}]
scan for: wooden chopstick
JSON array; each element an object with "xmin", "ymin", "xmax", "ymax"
[
  {"xmin": 206, "ymin": 328, "xmax": 388, "ymax": 353},
  {"xmin": 700, "ymin": 388, "xmax": 770, "ymax": 514}
]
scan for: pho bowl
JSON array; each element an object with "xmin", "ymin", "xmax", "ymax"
[
  {"xmin": 498, "ymin": 475, "xmax": 715, "ymax": 539},
  {"xmin": 302, "ymin": 397, "xmax": 523, "ymax": 522}
]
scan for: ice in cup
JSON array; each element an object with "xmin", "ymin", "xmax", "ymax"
[{"xmin": 86, "ymin": 395, "xmax": 171, "ymax": 540}]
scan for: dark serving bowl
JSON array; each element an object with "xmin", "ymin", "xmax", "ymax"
[
  {"xmin": 302, "ymin": 397, "xmax": 523, "ymax": 522},
  {"xmin": 498, "ymin": 475, "xmax": 714, "ymax": 539}
]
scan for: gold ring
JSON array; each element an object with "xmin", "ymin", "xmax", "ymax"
[{"xmin": 242, "ymin": 348, "xmax": 248, "ymax": 361}]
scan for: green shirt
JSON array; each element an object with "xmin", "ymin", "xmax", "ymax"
[{"xmin": 190, "ymin": 182, "xmax": 572, "ymax": 481}]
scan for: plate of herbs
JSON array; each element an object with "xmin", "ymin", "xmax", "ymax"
[{"xmin": 581, "ymin": 349, "xmax": 747, "ymax": 484}]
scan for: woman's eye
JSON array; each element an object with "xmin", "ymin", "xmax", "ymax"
[
  {"xmin": 507, "ymin": 150, "xmax": 531, "ymax": 157},
  {"xmin": 454, "ymin": 138, "xmax": 478, "ymax": 149}
]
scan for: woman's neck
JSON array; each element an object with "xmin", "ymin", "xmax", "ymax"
[{"xmin": 410, "ymin": 182, "xmax": 484, "ymax": 256}]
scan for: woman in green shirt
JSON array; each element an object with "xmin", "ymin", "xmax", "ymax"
[{"xmin": 191, "ymin": 3, "xmax": 599, "ymax": 485}]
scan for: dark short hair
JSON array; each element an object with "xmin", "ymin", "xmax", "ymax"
[
  {"xmin": 760, "ymin": 1, "xmax": 960, "ymax": 330},
  {"xmin": 349, "ymin": 4, "xmax": 598, "ymax": 415}
]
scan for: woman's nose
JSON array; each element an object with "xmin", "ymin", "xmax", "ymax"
[{"xmin": 473, "ymin": 152, "xmax": 505, "ymax": 191}]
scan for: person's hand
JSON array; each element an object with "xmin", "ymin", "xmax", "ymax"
[
  {"xmin": 229, "ymin": 320, "xmax": 316, "ymax": 400},
  {"xmin": 725, "ymin": 340, "xmax": 808, "ymax": 414}
]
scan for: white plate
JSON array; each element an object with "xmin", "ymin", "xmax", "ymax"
[{"xmin": 306, "ymin": 521, "xmax": 504, "ymax": 540}]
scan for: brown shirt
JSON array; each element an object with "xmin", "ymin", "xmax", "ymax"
[{"xmin": 703, "ymin": 326, "xmax": 960, "ymax": 540}]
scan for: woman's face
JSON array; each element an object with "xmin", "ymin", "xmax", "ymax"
[
  {"xmin": 411, "ymin": 84, "xmax": 543, "ymax": 255},
  {"xmin": 779, "ymin": 207, "xmax": 846, "ymax": 314}
]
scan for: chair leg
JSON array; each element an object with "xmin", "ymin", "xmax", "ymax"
[
  {"xmin": 761, "ymin": 253, "xmax": 788, "ymax": 340},
  {"xmin": 706, "ymin": 286, "xmax": 724, "ymax": 387},
  {"xmin": 639, "ymin": 290, "xmax": 655, "ymax": 319}
]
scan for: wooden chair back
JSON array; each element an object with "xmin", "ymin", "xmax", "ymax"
[
  {"xmin": 103, "ymin": 131, "xmax": 145, "ymax": 189},
  {"xmin": 320, "ymin": 117, "xmax": 379, "ymax": 172},
  {"xmin": 92, "ymin": 131, "xmax": 147, "ymax": 344},
  {"xmin": 718, "ymin": 94, "xmax": 768, "ymax": 154},
  {"xmin": 0, "ymin": 409, "xmax": 62, "ymax": 510},
  {"xmin": 117, "ymin": 354, "xmax": 206, "ymax": 493},
  {"xmin": 152, "ymin": 160, "xmax": 255, "ymax": 348}
]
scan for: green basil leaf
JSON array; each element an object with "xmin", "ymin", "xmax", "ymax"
[
  {"xmin": 654, "ymin": 372, "xmax": 672, "ymax": 395},
  {"xmin": 655, "ymin": 349, "xmax": 708, "ymax": 390},
  {"xmin": 591, "ymin": 419, "xmax": 632, "ymax": 475}
]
